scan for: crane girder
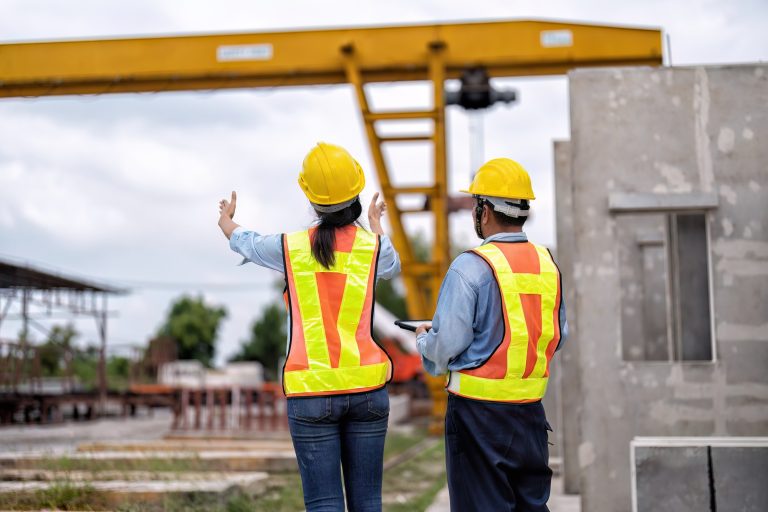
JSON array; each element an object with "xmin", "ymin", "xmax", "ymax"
[{"xmin": 0, "ymin": 20, "xmax": 662, "ymax": 97}]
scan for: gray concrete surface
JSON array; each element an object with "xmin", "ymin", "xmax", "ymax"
[
  {"xmin": 557, "ymin": 64, "xmax": 768, "ymax": 511},
  {"xmin": 713, "ymin": 446, "xmax": 768, "ymax": 511},
  {"xmin": 0, "ymin": 410, "xmax": 172, "ymax": 454},
  {"xmin": 0, "ymin": 471, "xmax": 269, "ymax": 492},
  {"xmin": 633, "ymin": 439, "xmax": 768, "ymax": 512},
  {"xmin": 634, "ymin": 446, "xmax": 710, "ymax": 512},
  {"xmin": 425, "ymin": 476, "xmax": 580, "ymax": 512},
  {"xmin": 553, "ymin": 139, "xmax": 582, "ymax": 494}
]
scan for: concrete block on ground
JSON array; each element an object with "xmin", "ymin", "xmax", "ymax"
[
  {"xmin": 634, "ymin": 446, "xmax": 710, "ymax": 512},
  {"xmin": 632, "ymin": 438, "xmax": 768, "ymax": 512},
  {"xmin": 712, "ymin": 447, "xmax": 768, "ymax": 511}
]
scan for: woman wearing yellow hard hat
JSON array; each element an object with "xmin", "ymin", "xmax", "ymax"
[{"xmin": 217, "ymin": 142, "xmax": 400, "ymax": 511}]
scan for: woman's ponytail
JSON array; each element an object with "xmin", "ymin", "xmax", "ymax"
[{"xmin": 311, "ymin": 198, "xmax": 363, "ymax": 268}]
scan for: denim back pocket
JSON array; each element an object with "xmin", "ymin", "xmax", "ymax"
[
  {"xmin": 367, "ymin": 389, "xmax": 390, "ymax": 418},
  {"xmin": 289, "ymin": 396, "xmax": 332, "ymax": 422}
]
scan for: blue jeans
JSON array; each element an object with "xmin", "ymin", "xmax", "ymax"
[{"xmin": 287, "ymin": 387, "xmax": 389, "ymax": 512}]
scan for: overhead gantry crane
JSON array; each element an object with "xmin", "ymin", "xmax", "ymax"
[
  {"xmin": 0, "ymin": 19, "xmax": 663, "ymax": 427},
  {"xmin": 0, "ymin": 19, "xmax": 663, "ymax": 317}
]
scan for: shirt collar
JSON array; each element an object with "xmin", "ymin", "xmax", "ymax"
[{"xmin": 483, "ymin": 231, "xmax": 528, "ymax": 244}]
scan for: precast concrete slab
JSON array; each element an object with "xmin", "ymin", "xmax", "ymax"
[
  {"xmin": 633, "ymin": 445, "xmax": 710, "ymax": 512},
  {"xmin": 76, "ymin": 439, "xmax": 295, "ymax": 453},
  {"xmin": 0, "ymin": 449, "xmax": 298, "ymax": 472},
  {"xmin": 0, "ymin": 469, "xmax": 266, "ymax": 482},
  {"xmin": 0, "ymin": 471, "xmax": 270, "ymax": 508},
  {"xmin": 632, "ymin": 437, "xmax": 768, "ymax": 512},
  {"xmin": 712, "ymin": 446, "xmax": 768, "ymax": 511},
  {"xmin": 0, "ymin": 472, "xmax": 268, "ymax": 492}
]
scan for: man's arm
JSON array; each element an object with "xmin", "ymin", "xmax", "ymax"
[
  {"xmin": 415, "ymin": 265, "xmax": 478, "ymax": 376},
  {"xmin": 556, "ymin": 297, "xmax": 568, "ymax": 351}
]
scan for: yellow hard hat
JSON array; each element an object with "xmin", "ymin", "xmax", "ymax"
[
  {"xmin": 460, "ymin": 158, "xmax": 535, "ymax": 200},
  {"xmin": 298, "ymin": 142, "xmax": 366, "ymax": 206}
]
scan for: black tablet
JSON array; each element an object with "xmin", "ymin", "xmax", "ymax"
[{"xmin": 394, "ymin": 320, "xmax": 431, "ymax": 332}]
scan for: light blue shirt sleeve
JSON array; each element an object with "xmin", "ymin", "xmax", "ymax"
[
  {"xmin": 376, "ymin": 234, "xmax": 401, "ymax": 280},
  {"xmin": 416, "ymin": 266, "xmax": 478, "ymax": 376},
  {"xmin": 229, "ymin": 227, "xmax": 285, "ymax": 272},
  {"xmin": 228, "ymin": 226, "xmax": 400, "ymax": 279},
  {"xmin": 558, "ymin": 300, "xmax": 568, "ymax": 351}
]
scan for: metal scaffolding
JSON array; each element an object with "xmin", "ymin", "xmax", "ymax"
[{"xmin": 0, "ymin": 258, "xmax": 125, "ymax": 421}]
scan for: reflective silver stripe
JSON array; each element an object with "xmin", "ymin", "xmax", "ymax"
[
  {"xmin": 482, "ymin": 196, "xmax": 529, "ymax": 218},
  {"xmin": 311, "ymin": 196, "xmax": 358, "ymax": 213}
]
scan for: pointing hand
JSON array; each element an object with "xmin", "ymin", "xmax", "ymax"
[{"xmin": 219, "ymin": 191, "xmax": 237, "ymax": 220}]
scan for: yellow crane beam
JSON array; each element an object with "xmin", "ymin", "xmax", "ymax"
[{"xmin": 0, "ymin": 20, "xmax": 662, "ymax": 97}]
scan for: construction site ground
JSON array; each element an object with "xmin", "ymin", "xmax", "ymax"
[{"xmin": 0, "ymin": 411, "xmax": 578, "ymax": 511}]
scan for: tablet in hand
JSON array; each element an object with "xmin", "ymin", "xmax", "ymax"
[{"xmin": 394, "ymin": 320, "xmax": 431, "ymax": 332}]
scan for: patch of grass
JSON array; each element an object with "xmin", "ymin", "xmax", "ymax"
[
  {"xmin": 383, "ymin": 440, "xmax": 446, "ymax": 512},
  {"xmin": 112, "ymin": 490, "xmax": 267, "ymax": 512},
  {"xmin": 249, "ymin": 474, "xmax": 305, "ymax": 512},
  {"xmin": 0, "ymin": 481, "xmax": 109, "ymax": 511},
  {"xmin": 38, "ymin": 455, "xmax": 207, "ymax": 473},
  {"xmin": 383, "ymin": 428, "xmax": 428, "ymax": 460}
]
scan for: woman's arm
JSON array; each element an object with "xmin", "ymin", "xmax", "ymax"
[
  {"xmin": 368, "ymin": 192, "xmax": 401, "ymax": 279},
  {"xmin": 367, "ymin": 192, "xmax": 387, "ymax": 236},
  {"xmin": 218, "ymin": 191, "xmax": 240, "ymax": 239},
  {"xmin": 219, "ymin": 190, "xmax": 285, "ymax": 272}
]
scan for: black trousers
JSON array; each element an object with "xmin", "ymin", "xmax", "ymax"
[{"xmin": 445, "ymin": 394, "xmax": 552, "ymax": 512}]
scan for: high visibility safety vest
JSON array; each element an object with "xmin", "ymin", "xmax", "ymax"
[
  {"xmin": 281, "ymin": 226, "xmax": 392, "ymax": 397},
  {"xmin": 447, "ymin": 241, "xmax": 562, "ymax": 403}
]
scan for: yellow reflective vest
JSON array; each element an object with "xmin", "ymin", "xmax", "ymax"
[
  {"xmin": 447, "ymin": 241, "xmax": 562, "ymax": 402},
  {"xmin": 282, "ymin": 226, "xmax": 392, "ymax": 397}
]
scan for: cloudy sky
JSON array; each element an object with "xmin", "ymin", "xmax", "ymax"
[{"xmin": 1, "ymin": 0, "xmax": 766, "ymax": 366}]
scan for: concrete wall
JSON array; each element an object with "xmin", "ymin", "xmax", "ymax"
[
  {"xmin": 558, "ymin": 64, "xmax": 768, "ymax": 511},
  {"xmin": 553, "ymin": 140, "xmax": 582, "ymax": 493}
]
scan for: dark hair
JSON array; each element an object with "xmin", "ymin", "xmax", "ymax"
[{"xmin": 311, "ymin": 198, "xmax": 363, "ymax": 269}]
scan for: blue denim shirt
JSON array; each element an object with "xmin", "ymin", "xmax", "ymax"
[
  {"xmin": 417, "ymin": 231, "xmax": 568, "ymax": 376},
  {"xmin": 228, "ymin": 226, "xmax": 401, "ymax": 279}
]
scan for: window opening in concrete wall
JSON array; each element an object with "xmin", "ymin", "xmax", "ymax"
[
  {"xmin": 668, "ymin": 213, "xmax": 713, "ymax": 361},
  {"xmin": 618, "ymin": 212, "xmax": 713, "ymax": 362}
]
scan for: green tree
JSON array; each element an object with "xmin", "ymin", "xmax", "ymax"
[
  {"xmin": 158, "ymin": 295, "xmax": 227, "ymax": 367},
  {"xmin": 106, "ymin": 356, "xmax": 131, "ymax": 391},
  {"xmin": 230, "ymin": 302, "xmax": 286, "ymax": 381},
  {"xmin": 38, "ymin": 324, "xmax": 78, "ymax": 376}
]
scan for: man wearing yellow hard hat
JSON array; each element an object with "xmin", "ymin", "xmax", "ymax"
[{"xmin": 416, "ymin": 158, "xmax": 568, "ymax": 512}]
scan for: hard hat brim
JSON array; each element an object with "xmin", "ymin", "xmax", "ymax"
[{"xmin": 459, "ymin": 187, "xmax": 535, "ymax": 201}]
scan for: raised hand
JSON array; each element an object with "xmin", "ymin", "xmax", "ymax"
[
  {"xmin": 368, "ymin": 192, "xmax": 387, "ymax": 235},
  {"xmin": 219, "ymin": 191, "xmax": 237, "ymax": 220},
  {"xmin": 217, "ymin": 191, "xmax": 240, "ymax": 240}
]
